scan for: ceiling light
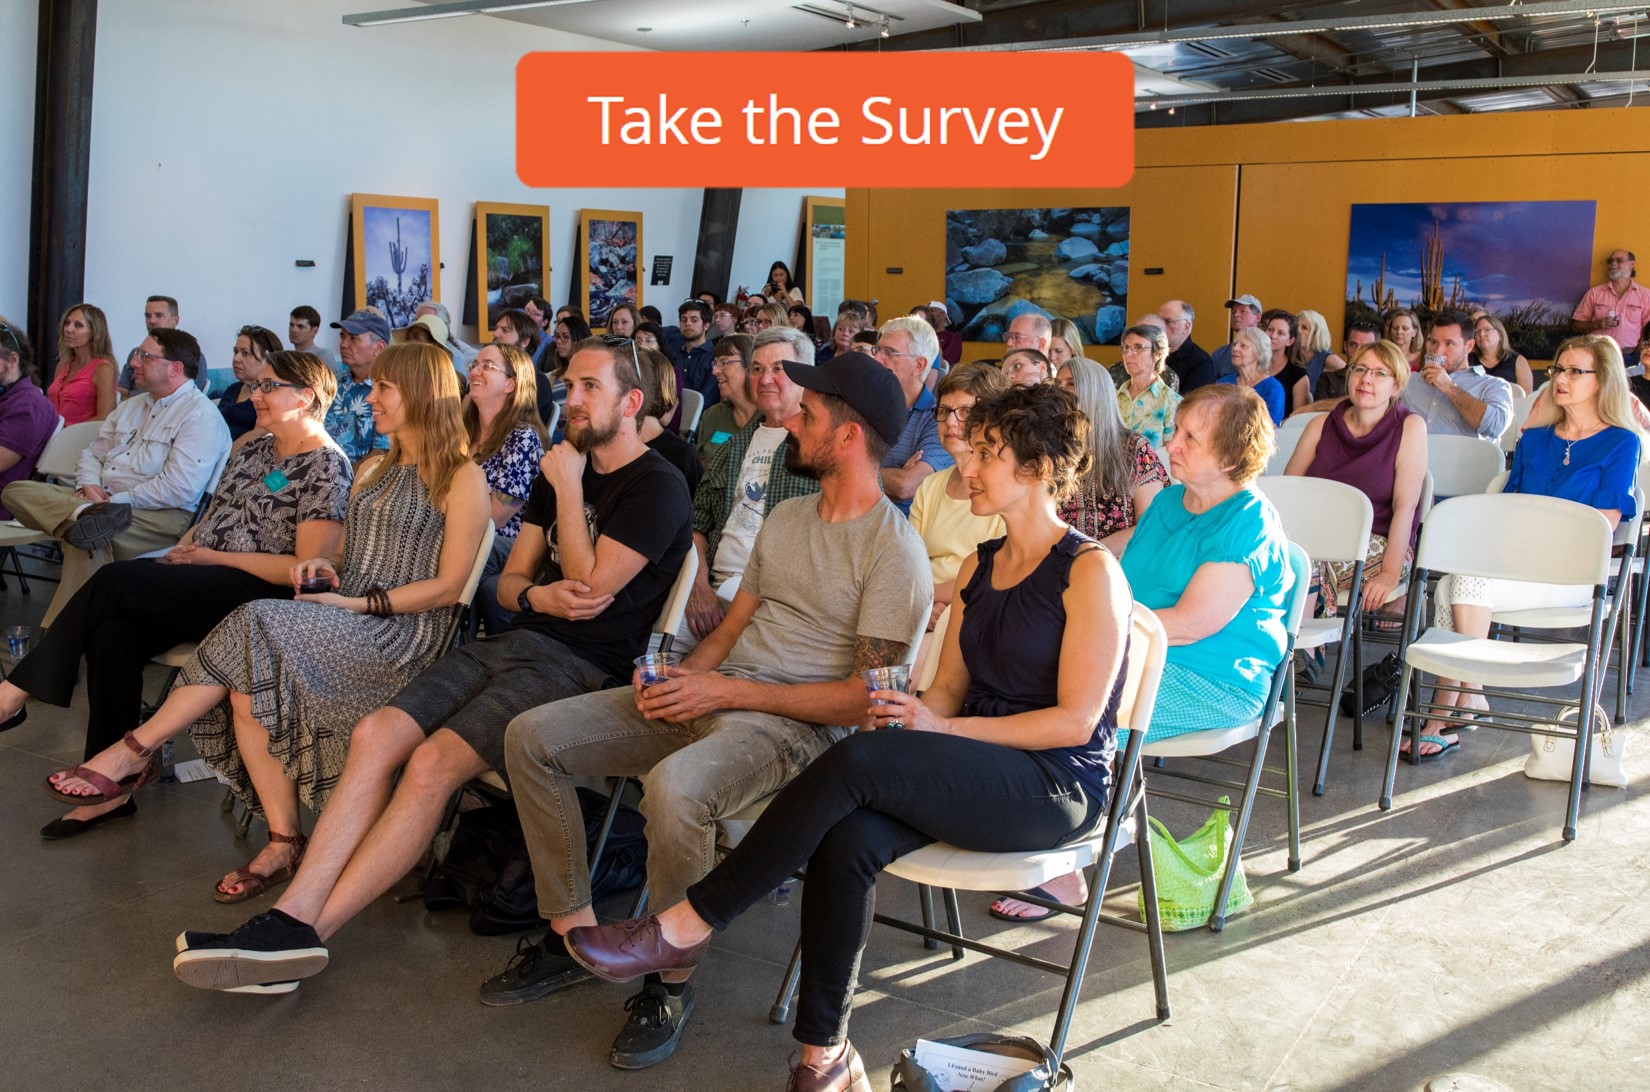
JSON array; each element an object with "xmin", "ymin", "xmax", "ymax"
[
  {"xmin": 344, "ymin": 0, "xmax": 598, "ymax": 28},
  {"xmin": 880, "ymin": 15, "xmax": 890, "ymax": 37},
  {"xmin": 845, "ymin": 6, "xmax": 857, "ymax": 29}
]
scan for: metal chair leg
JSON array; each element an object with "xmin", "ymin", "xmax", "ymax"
[{"xmin": 769, "ymin": 940, "xmax": 803, "ymax": 1024}]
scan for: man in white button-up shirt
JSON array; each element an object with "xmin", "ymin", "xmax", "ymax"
[{"xmin": 4, "ymin": 328, "xmax": 230, "ymax": 624}]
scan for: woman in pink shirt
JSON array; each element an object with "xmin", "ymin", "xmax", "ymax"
[{"xmin": 46, "ymin": 304, "xmax": 118, "ymax": 424}]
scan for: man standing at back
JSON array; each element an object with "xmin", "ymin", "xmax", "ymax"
[
  {"xmin": 1572, "ymin": 249, "xmax": 1650, "ymax": 351},
  {"xmin": 479, "ymin": 350, "xmax": 931, "ymax": 1072}
]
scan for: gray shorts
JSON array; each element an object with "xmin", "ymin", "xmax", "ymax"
[{"xmin": 387, "ymin": 628, "xmax": 616, "ymax": 775}]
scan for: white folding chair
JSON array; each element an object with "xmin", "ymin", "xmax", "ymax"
[
  {"xmin": 1500, "ymin": 391, "xmax": 1537, "ymax": 458},
  {"xmin": 678, "ymin": 389, "xmax": 705, "ymax": 440},
  {"xmin": 0, "ymin": 420, "xmax": 107, "ymax": 592},
  {"xmin": 1256, "ymin": 476, "xmax": 1374, "ymax": 795},
  {"xmin": 771, "ymin": 605, "xmax": 1173, "ymax": 1066},
  {"xmin": 1379, "ymin": 494, "xmax": 1614, "ymax": 842},
  {"xmin": 1142, "ymin": 541, "xmax": 1311, "ymax": 931},
  {"xmin": 1265, "ymin": 414, "xmax": 1321, "ymax": 476},
  {"xmin": 1426, "ymin": 433, "xmax": 1505, "ymax": 499},
  {"xmin": 544, "ymin": 401, "xmax": 561, "ymax": 438}
]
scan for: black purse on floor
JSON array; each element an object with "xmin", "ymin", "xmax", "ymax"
[{"xmin": 1339, "ymin": 651, "xmax": 1402, "ymax": 718}]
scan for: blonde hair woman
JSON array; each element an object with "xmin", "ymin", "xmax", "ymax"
[
  {"xmin": 1418, "ymin": 334, "xmax": 1643, "ymax": 757},
  {"xmin": 464, "ymin": 343, "xmax": 546, "ymax": 636},
  {"xmin": 1471, "ymin": 313, "xmax": 1533, "ymax": 394},
  {"xmin": 1291, "ymin": 309, "xmax": 1351, "ymax": 408},
  {"xmin": 44, "ymin": 343, "xmax": 489, "ymax": 898},
  {"xmin": 1383, "ymin": 308, "xmax": 1424, "ymax": 369}
]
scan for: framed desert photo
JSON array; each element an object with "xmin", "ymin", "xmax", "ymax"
[
  {"xmin": 350, "ymin": 193, "xmax": 439, "ymax": 330},
  {"xmin": 474, "ymin": 201, "xmax": 549, "ymax": 342},
  {"xmin": 578, "ymin": 209, "xmax": 642, "ymax": 331}
]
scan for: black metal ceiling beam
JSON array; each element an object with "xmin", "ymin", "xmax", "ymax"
[{"xmin": 830, "ymin": 0, "xmax": 1305, "ymax": 51}]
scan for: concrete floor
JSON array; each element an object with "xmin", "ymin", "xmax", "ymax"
[{"xmin": 2, "ymin": 571, "xmax": 1648, "ymax": 1092}]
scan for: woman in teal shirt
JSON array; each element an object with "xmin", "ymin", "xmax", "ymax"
[{"xmin": 1120, "ymin": 383, "xmax": 1294, "ymax": 741}]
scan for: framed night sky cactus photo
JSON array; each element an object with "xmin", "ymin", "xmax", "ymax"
[{"xmin": 349, "ymin": 193, "xmax": 441, "ymax": 330}]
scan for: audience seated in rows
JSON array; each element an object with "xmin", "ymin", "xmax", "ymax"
[
  {"xmin": 288, "ymin": 305, "xmax": 335, "ymax": 368},
  {"xmin": 636, "ymin": 346, "xmax": 703, "ymax": 491},
  {"xmin": 1262, "ymin": 309, "xmax": 1305, "ymax": 418},
  {"xmin": 466, "ymin": 344, "xmax": 547, "ymax": 638},
  {"xmin": 1419, "ymin": 335, "xmax": 1642, "ymax": 757},
  {"xmin": 1399, "ymin": 309, "xmax": 1511, "ymax": 442},
  {"xmin": 48, "ymin": 303, "xmax": 118, "ymax": 424},
  {"xmin": 1217, "ymin": 326, "xmax": 1285, "ymax": 424},
  {"xmin": 1471, "ymin": 312, "xmax": 1533, "ymax": 395},
  {"xmin": 873, "ymin": 317, "xmax": 953, "ymax": 515},
  {"xmin": 909, "ymin": 363, "xmax": 1010, "ymax": 655},
  {"xmin": 171, "ymin": 336, "xmax": 694, "ymax": 998},
  {"xmin": 1054, "ymin": 358, "xmax": 1166, "ymax": 553},
  {"xmin": 1003, "ymin": 347, "xmax": 1052, "ymax": 387},
  {"xmin": 1115, "ymin": 323, "xmax": 1181, "ymax": 465},
  {"xmin": 5, "ymin": 327, "xmax": 232, "ymax": 625},
  {"xmin": 1284, "ymin": 339, "xmax": 1427, "ymax": 622},
  {"xmin": 43, "ymin": 344, "xmax": 488, "ymax": 901},
  {"xmin": 6, "ymin": 351, "xmax": 349, "ymax": 834},
  {"xmin": 118, "ymin": 295, "xmax": 209, "ymax": 397},
  {"xmin": 1384, "ymin": 308, "xmax": 1424, "ymax": 370},
  {"xmin": 1159, "ymin": 298, "xmax": 1216, "ymax": 393},
  {"xmin": 693, "ymin": 334, "xmax": 755, "ymax": 464},
  {"xmin": 675, "ymin": 300, "xmax": 716, "ymax": 406},
  {"xmin": 324, "ymin": 308, "xmax": 392, "ymax": 465},
  {"xmin": 218, "ymin": 324, "xmax": 283, "ymax": 445},
  {"xmin": 1210, "ymin": 293, "xmax": 1263, "ymax": 382},
  {"xmin": 490, "ymin": 307, "xmax": 559, "ymax": 428},
  {"xmin": 559, "ymin": 384, "xmax": 1125, "ymax": 1090},
  {"xmin": 0, "ymin": 319, "xmax": 58, "ymax": 519},
  {"xmin": 686, "ymin": 327, "xmax": 820, "ymax": 641}
]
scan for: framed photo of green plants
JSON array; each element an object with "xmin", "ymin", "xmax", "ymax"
[{"xmin": 474, "ymin": 202, "xmax": 549, "ymax": 342}]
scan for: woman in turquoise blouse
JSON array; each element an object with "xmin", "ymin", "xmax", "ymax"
[{"xmin": 1120, "ymin": 383, "xmax": 1294, "ymax": 740}]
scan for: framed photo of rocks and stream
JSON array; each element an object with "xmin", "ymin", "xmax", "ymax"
[
  {"xmin": 472, "ymin": 202, "xmax": 549, "ymax": 342},
  {"xmin": 945, "ymin": 206, "xmax": 1131, "ymax": 347},
  {"xmin": 577, "ymin": 209, "xmax": 643, "ymax": 332}
]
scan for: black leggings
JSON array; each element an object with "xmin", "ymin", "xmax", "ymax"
[
  {"xmin": 8, "ymin": 560, "xmax": 288, "ymax": 760},
  {"xmin": 686, "ymin": 729, "xmax": 1106, "ymax": 1047}
]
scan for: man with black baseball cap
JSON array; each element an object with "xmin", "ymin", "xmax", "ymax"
[{"xmin": 470, "ymin": 346, "xmax": 931, "ymax": 1072}]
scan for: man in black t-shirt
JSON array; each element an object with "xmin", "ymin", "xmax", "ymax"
[{"xmin": 172, "ymin": 338, "xmax": 693, "ymax": 995}]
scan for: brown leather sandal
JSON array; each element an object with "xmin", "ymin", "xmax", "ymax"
[
  {"xmin": 43, "ymin": 731, "xmax": 162, "ymax": 806},
  {"xmin": 214, "ymin": 831, "xmax": 309, "ymax": 905}
]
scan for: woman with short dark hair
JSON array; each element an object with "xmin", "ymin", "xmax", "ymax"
[{"xmin": 0, "ymin": 317, "xmax": 57, "ymax": 518}]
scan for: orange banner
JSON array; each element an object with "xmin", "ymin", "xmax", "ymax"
[{"xmin": 517, "ymin": 52, "xmax": 1134, "ymax": 188}]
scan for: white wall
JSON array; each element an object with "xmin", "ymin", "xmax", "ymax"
[
  {"xmin": 730, "ymin": 188, "xmax": 845, "ymax": 301},
  {"xmin": 0, "ymin": 0, "xmax": 38, "ymax": 326},
  {"xmin": 84, "ymin": 0, "xmax": 703, "ymax": 371}
]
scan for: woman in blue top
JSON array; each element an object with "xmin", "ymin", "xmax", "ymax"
[
  {"xmin": 558, "ymin": 385, "xmax": 1132, "ymax": 1092},
  {"xmin": 1421, "ymin": 334, "xmax": 1643, "ymax": 756},
  {"xmin": 1122, "ymin": 382, "xmax": 1294, "ymax": 737},
  {"xmin": 1217, "ymin": 326, "xmax": 1286, "ymax": 425}
]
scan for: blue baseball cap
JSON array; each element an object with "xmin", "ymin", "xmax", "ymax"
[{"xmin": 332, "ymin": 308, "xmax": 391, "ymax": 343}]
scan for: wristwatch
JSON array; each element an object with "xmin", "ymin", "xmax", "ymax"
[{"xmin": 517, "ymin": 586, "xmax": 535, "ymax": 614}]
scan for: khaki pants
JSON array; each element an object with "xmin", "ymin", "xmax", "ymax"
[{"xmin": 2, "ymin": 481, "xmax": 193, "ymax": 626}]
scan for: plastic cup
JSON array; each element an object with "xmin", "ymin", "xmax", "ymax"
[
  {"xmin": 5, "ymin": 625, "xmax": 29, "ymax": 659},
  {"xmin": 862, "ymin": 664, "xmax": 912, "ymax": 729},
  {"xmin": 634, "ymin": 651, "xmax": 682, "ymax": 688},
  {"xmin": 297, "ymin": 575, "xmax": 335, "ymax": 594}
]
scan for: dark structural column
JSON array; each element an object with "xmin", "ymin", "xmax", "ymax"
[
  {"xmin": 692, "ymin": 188, "xmax": 742, "ymax": 303},
  {"xmin": 29, "ymin": 0, "xmax": 98, "ymax": 377}
]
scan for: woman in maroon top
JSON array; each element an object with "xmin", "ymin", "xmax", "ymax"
[
  {"xmin": 1284, "ymin": 338, "xmax": 1428, "ymax": 616},
  {"xmin": 0, "ymin": 319, "xmax": 59, "ymax": 518}
]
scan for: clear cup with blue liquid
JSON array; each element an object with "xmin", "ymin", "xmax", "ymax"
[
  {"xmin": 5, "ymin": 625, "xmax": 29, "ymax": 661},
  {"xmin": 634, "ymin": 651, "xmax": 682, "ymax": 689},
  {"xmin": 862, "ymin": 664, "xmax": 912, "ymax": 729}
]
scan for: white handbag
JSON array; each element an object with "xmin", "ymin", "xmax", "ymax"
[{"xmin": 1524, "ymin": 705, "xmax": 1628, "ymax": 789}]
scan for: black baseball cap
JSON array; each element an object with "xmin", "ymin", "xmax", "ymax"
[{"xmin": 782, "ymin": 351, "xmax": 908, "ymax": 447}]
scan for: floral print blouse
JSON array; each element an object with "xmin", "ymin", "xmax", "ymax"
[
  {"xmin": 480, "ymin": 425, "xmax": 545, "ymax": 540},
  {"xmin": 192, "ymin": 433, "xmax": 352, "ymax": 557},
  {"xmin": 1116, "ymin": 376, "xmax": 1181, "ymax": 467},
  {"xmin": 1057, "ymin": 432, "xmax": 1169, "ymax": 539}
]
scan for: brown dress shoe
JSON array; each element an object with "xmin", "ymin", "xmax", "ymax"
[
  {"xmin": 564, "ymin": 914, "xmax": 711, "ymax": 983},
  {"xmin": 787, "ymin": 1043, "xmax": 872, "ymax": 1092}
]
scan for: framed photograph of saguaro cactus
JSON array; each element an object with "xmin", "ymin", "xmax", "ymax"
[
  {"xmin": 473, "ymin": 202, "xmax": 549, "ymax": 343},
  {"xmin": 350, "ymin": 193, "xmax": 440, "ymax": 330},
  {"xmin": 577, "ymin": 209, "xmax": 642, "ymax": 332}
]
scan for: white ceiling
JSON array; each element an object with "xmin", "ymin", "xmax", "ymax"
[{"xmin": 364, "ymin": 0, "xmax": 982, "ymax": 51}]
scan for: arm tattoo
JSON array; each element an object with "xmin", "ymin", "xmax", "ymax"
[{"xmin": 851, "ymin": 635, "xmax": 912, "ymax": 675}]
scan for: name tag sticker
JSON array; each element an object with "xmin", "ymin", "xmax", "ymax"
[
  {"xmin": 711, "ymin": 431, "xmax": 732, "ymax": 445},
  {"xmin": 263, "ymin": 469, "xmax": 291, "ymax": 492}
]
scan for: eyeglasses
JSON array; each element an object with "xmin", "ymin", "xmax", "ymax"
[
  {"xmin": 1121, "ymin": 342, "xmax": 1152, "ymax": 356},
  {"xmin": 239, "ymin": 325, "xmax": 273, "ymax": 338},
  {"xmin": 1549, "ymin": 365, "xmax": 1598, "ymax": 379},
  {"xmin": 1346, "ymin": 365, "xmax": 1393, "ymax": 381},
  {"xmin": 934, "ymin": 405, "xmax": 973, "ymax": 422},
  {"xmin": 134, "ymin": 349, "xmax": 177, "ymax": 365},
  {"xmin": 871, "ymin": 345, "xmax": 924, "ymax": 364},
  {"xmin": 471, "ymin": 358, "xmax": 510, "ymax": 377},
  {"xmin": 1003, "ymin": 332, "xmax": 1038, "ymax": 347},
  {"xmin": 711, "ymin": 356, "xmax": 745, "ymax": 372},
  {"xmin": 251, "ymin": 379, "xmax": 303, "ymax": 394}
]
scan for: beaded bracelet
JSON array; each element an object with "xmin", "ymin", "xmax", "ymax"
[{"xmin": 366, "ymin": 587, "xmax": 393, "ymax": 616}]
